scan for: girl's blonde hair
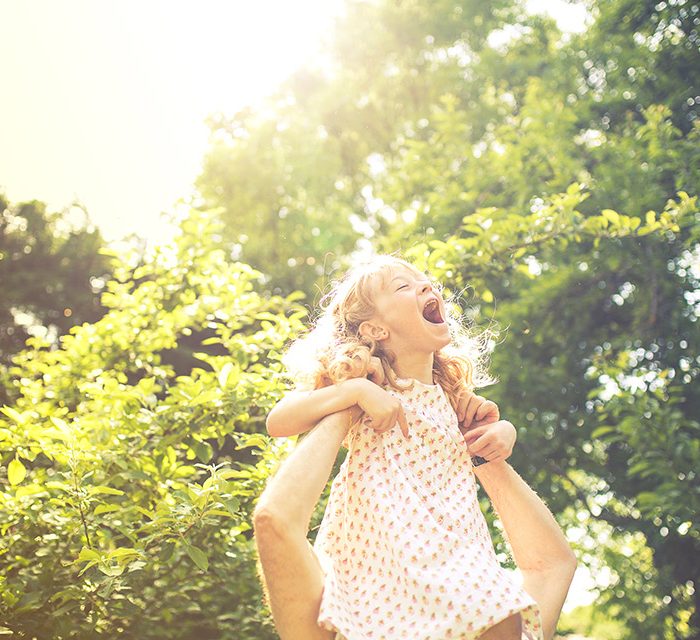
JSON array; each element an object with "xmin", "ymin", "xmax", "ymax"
[{"xmin": 282, "ymin": 253, "xmax": 499, "ymax": 412}]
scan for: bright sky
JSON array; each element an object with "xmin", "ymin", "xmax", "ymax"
[
  {"xmin": 0, "ymin": 0, "xmax": 345, "ymax": 244},
  {"xmin": 0, "ymin": 0, "xmax": 588, "ymax": 247}
]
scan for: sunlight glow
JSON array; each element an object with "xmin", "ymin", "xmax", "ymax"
[
  {"xmin": 0, "ymin": 0, "xmax": 345, "ymax": 244},
  {"xmin": 1, "ymin": 0, "xmax": 588, "ymax": 248}
]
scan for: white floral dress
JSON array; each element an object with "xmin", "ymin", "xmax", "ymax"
[{"xmin": 313, "ymin": 378, "xmax": 543, "ymax": 640}]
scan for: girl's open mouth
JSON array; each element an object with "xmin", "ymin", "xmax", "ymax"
[{"xmin": 422, "ymin": 298, "xmax": 445, "ymax": 324}]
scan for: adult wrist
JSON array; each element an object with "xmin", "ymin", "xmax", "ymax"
[
  {"xmin": 472, "ymin": 459, "xmax": 510, "ymax": 481},
  {"xmin": 315, "ymin": 409, "xmax": 354, "ymax": 439}
]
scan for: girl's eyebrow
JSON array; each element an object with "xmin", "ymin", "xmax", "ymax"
[
  {"xmin": 387, "ymin": 274, "xmax": 430, "ymax": 291},
  {"xmin": 390, "ymin": 274, "xmax": 428, "ymax": 284},
  {"xmin": 388, "ymin": 275, "xmax": 412, "ymax": 288}
]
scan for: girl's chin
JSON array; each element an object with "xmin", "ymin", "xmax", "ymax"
[{"xmin": 437, "ymin": 336, "xmax": 452, "ymax": 349}]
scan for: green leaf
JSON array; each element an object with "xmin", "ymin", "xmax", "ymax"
[
  {"xmin": 1, "ymin": 406, "xmax": 26, "ymax": 425},
  {"xmin": 88, "ymin": 486, "xmax": 125, "ymax": 496},
  {"xmin": 235, "ymin": 434, "xmax": 268, "ymax": 450},
  {"xmin": 193, "ymin": 440, "xmax": 214, "ymax": 463},
  {"xmin": 218, "ymin": 362, "xmax": 235, "ymax": 388},
  {"xmin": 591, "ymin": 426, "xmax": 616, "ymax": 438},
  {"xmin": 184, "ymin": 544, "xmax": 209, "ymax": 571},
  {"xmin": 107, "ymin": 547, "xmax": 140, "ymax": 559},
  {"xmin": 602, "ymin": 209, "xmax": 620, "ymax": 226},
  {"xmin": 15, "ymin": 484, "xmax": 46, "ymax": 498},
  {"xmin": 627, "ymin": 462, "xmax": 650, "ymax": 477},
  {"xmin": 223, "ymin": 497, "xmax": 241, "ymax": 514},
  {"xmin": 203, "ymin": 509, "xmax": 234, "ymax": 518},
  {"xmin": 78, "ymin": 547, "xmax": 100, "ymax": 562},
  {"xmin": 98, "ymin": 563, "xmax": 124, "ymax": 577},
  {"xmin": 8, "ymin": 457, "xmax": 26, "ymax": 485},
  {"xmin": 136, "ymin": 506, "xmax": 155, "ymax": 520},
  {"xmin": 94, "ymin": 504, "xmax": 121, "ymax": 515},
  {"xmin": 49, "ymin": 416, "xmax": 70, "ymax": 431}
]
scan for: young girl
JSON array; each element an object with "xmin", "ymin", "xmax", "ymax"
[{"xmin": 260, "ymin": 254, "xmax": 573, "ymax": 640}]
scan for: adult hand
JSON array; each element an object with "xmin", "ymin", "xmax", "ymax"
[{"xmin": 464, "ymin": 419, "xmax": 516, "ymax": 463}]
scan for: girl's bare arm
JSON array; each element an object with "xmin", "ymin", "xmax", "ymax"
[
  {"xmin": 473, "ymin": 460, "xmax": 577, "ymax": 640},
  {"xmin": 267, "ymin": 377, "xmax": 408, "ymax": 439},
  {"xmin": 254, "ymin": 409, "xmax": 355, "ymax": 640},
  {"xmin": 266, "ymin": 379, "xmax": 363, "ymax": 437}
]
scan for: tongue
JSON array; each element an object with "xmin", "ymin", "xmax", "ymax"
[{"xmin": 423, "ymin": 305, "xmax": 443, "ymax": 324}]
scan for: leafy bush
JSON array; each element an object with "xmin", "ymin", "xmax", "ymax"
[{"xmin": 0, "ymin": 212, "xmax": 304, "ymax": 639}]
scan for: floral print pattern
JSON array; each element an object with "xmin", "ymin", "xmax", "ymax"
[{"xmin": 314, "ymin": 378, "xmax": 543, "ymax": 640}]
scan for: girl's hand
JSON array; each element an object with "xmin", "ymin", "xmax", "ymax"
[
  {"xmin": 366, "ymin": 356, "xmax": 385, "ymax": 385},
  {"xmin": 464, "ymin": 419, "xmax": 516, "ymax": 463},
  {"xmin": 350, "ymin": 378, "xmax": 409, "ymax": 438},
  {"xmin": 456, "ymin": 388, "xmax": 500, "ymax": 432}
]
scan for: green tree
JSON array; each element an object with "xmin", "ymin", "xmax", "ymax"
[
  {"xmin": 0, "ymin": 211, "xmax": 305, "ymax": 638},
  {"xmin": 0, "ymin": 195, "xmax": 112, "ymax": 402},
  {"xmin": 406, "ymin": 186, "xmax": 699, "ymax": 637},
  {"xmin": 196, "ymin": 0, "xmax": 524, "ymax": 295}
]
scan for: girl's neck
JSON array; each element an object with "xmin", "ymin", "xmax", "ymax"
[{"xmin": 393, "ymin": 353, "xmax": 435, "ymax": 385}]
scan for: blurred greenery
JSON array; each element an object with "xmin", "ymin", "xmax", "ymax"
[
  {"xmin": 1, "ymin": 0, "xmax": 699, "ymax": 638},
  {"xmin": 0, "ymin": 195, "xmax": 113, "ymax": 405}
]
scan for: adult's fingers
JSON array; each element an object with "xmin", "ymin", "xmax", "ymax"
[
  {"xmin": 466, "ymin": 430, "xmax": 494, "ymax": 455},
  {"xmin": 463, "ymin": 425, "xmax": 488, "ymax": 444},
  {"xmin": 476, "ymin": 445, "xmax": 499, "ymax": 460}
]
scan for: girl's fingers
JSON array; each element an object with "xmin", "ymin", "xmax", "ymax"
[
  {"xmin": 381, "ymin": 408, "xmax": 398, "ymax": 433},
  {"xmin": 367, "ymin": 356, "xmax": 385, "ymax": 385},
  {"xmin": 456, "ymin": 392, "xmax": 470, "ymax": 423},
  {"xmin": 456, "ymin": 398, "xmax": 465, "ymax": 423},
  {"xmin": 373, "ymin": 419, "xmax": 390, "ymax": 433},
  {"xmin": 475, "ymin": 400, "xmax": 499, "ymax": 423},
  {"xmin": 397, "ymin": 406, "xmax": 409, "ymax": 438},
  {"xmin": 464, "ymin": 395, "xmax": 485, "ymax": 429},
  {"xmin": 379, "ymin": 416, "xmax": 393, "ymax": 432}
]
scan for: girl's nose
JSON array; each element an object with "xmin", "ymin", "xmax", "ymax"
[{"xmin": 420, "ymin": 282, "xmax": 432, "ymax": 294}]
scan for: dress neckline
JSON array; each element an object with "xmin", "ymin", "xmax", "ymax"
[{"xmin": 396, "ymin": 376, "xmax": 438, "ymax": 389}]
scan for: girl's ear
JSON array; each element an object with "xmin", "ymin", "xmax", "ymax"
[{"xmin": 358, "ymin": 320, "xmax": 388, "ymax": 342}]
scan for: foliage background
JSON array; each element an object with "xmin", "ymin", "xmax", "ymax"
[{"xmin": 1, "ymin": 0, "xmax": 699, "ymax": 638}]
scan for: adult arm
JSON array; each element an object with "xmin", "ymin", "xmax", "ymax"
[
  {"xmin": 253, "ymin": 409, "xmax": 355, "ymax": 640},
  {"xmin": 473, "ymin": 459, "xmax": 577, "ymax": 640}
]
